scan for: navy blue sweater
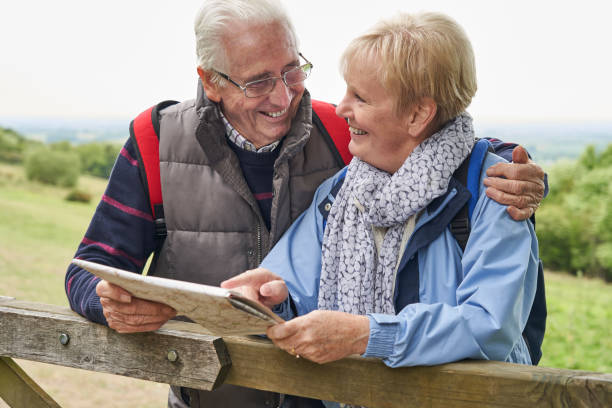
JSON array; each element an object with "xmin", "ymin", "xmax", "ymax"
[{"xmin": 65, "ymin": 137, "xmax": 518, "ymax": 324}]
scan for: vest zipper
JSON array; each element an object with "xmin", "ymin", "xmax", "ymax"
[{"xmin": 256, "ymin": 222, "xmax": 263, "ymax": 265}]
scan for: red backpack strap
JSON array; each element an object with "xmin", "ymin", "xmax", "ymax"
[
  {"xmin": 311, "ymin": 99, "xmax": 353, "ymax": 166},
  {"xmin": 129, "ymin": 100, "xmax": 178, "ymax": 235}
]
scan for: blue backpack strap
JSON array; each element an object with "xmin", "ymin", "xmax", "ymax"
[
  {"xmin": 450, "ymin": 138, "xmax": 493, "ymax": 251},
  {"xmin": 467, "ymin": 138, "xmax": 493, "ymax": 218}
]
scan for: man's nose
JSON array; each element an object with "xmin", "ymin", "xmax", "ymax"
[{"xmin": 268, "ymin": 78, "xmax": 292, "ymax": 106}]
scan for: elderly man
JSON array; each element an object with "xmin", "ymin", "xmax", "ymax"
[{"xmin": 65, "ymin": 0, "xmax": 546, "ymax": 407}]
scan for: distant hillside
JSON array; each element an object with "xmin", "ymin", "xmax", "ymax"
[
  {"xmin": 1, "ymin": 117, "xmax": 611, "ymax": 164},
  {"xmin": 476, "ymin": 122, "xmax": 612, "ymax": 165},
  {"xmin": 0, "ymin": 117, "xmax": 129, "ymax": 145}
]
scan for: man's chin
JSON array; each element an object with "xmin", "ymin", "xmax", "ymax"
[{"xmin": 258, "ymin": 125, "xmax": 291, "ymax": 144}]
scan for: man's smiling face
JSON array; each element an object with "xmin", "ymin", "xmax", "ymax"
[{"xmin": 202, "ymin": 22, "xmax": 304, "ymax": 148}]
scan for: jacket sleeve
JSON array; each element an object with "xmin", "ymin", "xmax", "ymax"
[
  {"xmin": 364, "ymin": 156, "xmax": 539, "ymax": 366},
  {"xmin": 262, "ymin": 173, "xmax": 340, "ymax": 320},
  {"xmin": 64, "ymin": 138, "xmax": 156, "ymax": 324}
]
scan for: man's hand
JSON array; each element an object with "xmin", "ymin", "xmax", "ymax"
[
  {"xmin": 96, "ymin": 280, "xmax": 176, "ymax": 333},
  {"xmin": 484, "ymin": 145, "xmax": 545, "ymax": 221},
  {"xmin": 266, "ymin": 310, "xmax": 370, "ymax": 364},
  {"xmin": 220, "ymin": 268, "xmax": 288, "ymax": 308}
]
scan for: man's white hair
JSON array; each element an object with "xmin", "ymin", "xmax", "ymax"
[{"xmin": 194, "ymin": 0, "xmax": 298, "ymax": 85}]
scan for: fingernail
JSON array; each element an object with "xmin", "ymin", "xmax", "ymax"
[{"xmin": 120, "ymin": 294, "xmax": 131, "ymax": 302}]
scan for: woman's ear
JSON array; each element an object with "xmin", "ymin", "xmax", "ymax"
[
  {"xmin": 197, "ymin": 67, "xmax": 221, "ymax": 102},
  {"xmin": 405, "ymin": 97, "xmax": 437, "ymax": 136}
]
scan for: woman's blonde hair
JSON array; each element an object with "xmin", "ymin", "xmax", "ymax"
[{"xmin": 340, "ymin": 12, "xmax": 477, "ymax": 125}]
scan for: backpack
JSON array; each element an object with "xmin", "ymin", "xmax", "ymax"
[
  {"xmin": 320, "ymin": 138, "xmax": 546, "ymax": 365},
  {"xmin": 129, "ymin": 99, "xmax": 353, "ymax": 248}
]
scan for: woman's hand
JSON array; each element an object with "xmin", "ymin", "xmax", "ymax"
[
  {"xmin": 267, "ymin": 310, "xmax": 370, "ymax": 364},
  {"xmin": 220, "ymin": 268, "xmax": 288, "ymax": 308},
  {"xmin": 484, "ymin": 145, "xmax": 546, "ymax": 221}
]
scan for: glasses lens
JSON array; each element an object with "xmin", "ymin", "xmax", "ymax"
[
  {"xmin": 245, "ymin": 78, "xmax": 276, "ymax": 97},
  {"xmin": 284, "ymin": 64, "xmax": 311, "ymax": 86}
]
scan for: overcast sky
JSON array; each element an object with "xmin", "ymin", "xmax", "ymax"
[{"xmin": 1, "ymin": 0, "xmax": 611, "ymax": 123}]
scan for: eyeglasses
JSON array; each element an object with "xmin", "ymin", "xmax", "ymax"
[{"xmin": 214, "ymin": 53, "xmax": 313, "ymax": 98}]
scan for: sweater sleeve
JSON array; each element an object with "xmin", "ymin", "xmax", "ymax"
[{"xmin": 64, "ymin": 138, "xmax": 156, "ymax": 324}]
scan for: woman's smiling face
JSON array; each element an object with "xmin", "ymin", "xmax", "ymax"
[{"xmin": 335, "ymin": 58, "xmax": 423, "ymax": 174}]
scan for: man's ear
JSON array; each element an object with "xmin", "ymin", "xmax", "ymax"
[
  {"xmin": 197, "ymin": 67, "xmax": 221, "ymax": 102},
  {"xmin": 405, "ymin": 97, "xmax": 437, "ymax": 137}
]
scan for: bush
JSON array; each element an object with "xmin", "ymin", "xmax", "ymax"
[
  {"xmin": 65, "ymin": 189, "xmax": 92, "ymax": 203},
  {"xmin": 25, "ymin": 147, "xmax": 81, "ymax": 187},
  {"xmin": 537, "ymin": 144, "xmax": 612, "ymax": 281}
]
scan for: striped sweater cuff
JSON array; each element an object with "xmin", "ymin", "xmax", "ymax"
[{"xmin": 85, "ymin": 295, "xmax": 108, "ymax": 326}]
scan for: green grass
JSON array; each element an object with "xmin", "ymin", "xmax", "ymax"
[
  {"xmin": 0, "ymin": 163, "xmax": 106, "ymax": 305},
  {"xmin": 0, "ymin": 163, "xmax": 170, "ymax": 408},
  {"xmin": 539, "ymin": 271, "xmax": 612, "ymax": 372},
  {"xmin": 0, "ymin": 162, "xmax": 611, "ymax": 375}
]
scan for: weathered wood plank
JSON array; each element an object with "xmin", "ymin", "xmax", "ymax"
[
  {"xmin": 0, "ymin": 357, "xmax": 61, "ymax": 408},
  {"xmin": 1, "ymin": 298, "xmax": 611, "ymax": 407},
  {"xmin": 222, "ymin": 332, "xmax": 612, "ymax": 407},
  {"xmin": 0, "ymin": 299, "xmax": 231, "ymax": 391}
]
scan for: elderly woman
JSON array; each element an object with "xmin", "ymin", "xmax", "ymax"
[{"xmin": 223, "ymin": 12, "xmax": 539, "ymax": 369}]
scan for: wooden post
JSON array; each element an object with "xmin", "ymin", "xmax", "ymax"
[
  {"xmin": 1, "ymin": 297, "xmax": 611, "ymax": 407},
  {"xmin": 0, "ymin": 357, "xmax": 61, "ymax": 408}
]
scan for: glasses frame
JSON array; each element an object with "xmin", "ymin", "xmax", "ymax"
[{"xmin": 214, "ymin": 53, "xmax": 313, "ymax": 98}]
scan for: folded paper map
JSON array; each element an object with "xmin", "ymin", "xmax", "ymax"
[{"xmin": 71, "ymin": 259, "xmax": 283, "ymax": 335}]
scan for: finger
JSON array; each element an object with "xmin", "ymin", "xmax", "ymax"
[
  {"xmin": 511, "ymin": 145, "xmax": 529, "ymax": 164},
  {"xmin": 221, "ymin": 268, "xmax": 279, "ymax": 289},
  {"xmin": 267, "ymin": 319, "xmax": 300, "ymax": 341},
  {"xmin": 259, "ymin": 280, "xmax": 288, "ymax": 304},
  {"xmin": 96, "ymin": 280, "xmax": 132, "ymax": 303},
  {"xmin": 106, "ymin": 318, "xmax": 168, "ymax": 334},
  {"xmin": 105, "ymin": 309, "xmax": 174, "ymax": 327},
  {"xmin": 485, "ymin": 187, "xmax": 532, "ymax": 209},
  {"xmin": 100, "ymin": 296, "xmax": 176, "ymax": 317},
  {"xmin": 506, "ymin": 205, "xmax": 535, "ymax": 221},
  {"xmin": 486, "ymin": 162, "xmax": 545, "ymax": 181},
  {"xmin": 483, "ymin": 176, "xmax": 544, "ymax": 196}
]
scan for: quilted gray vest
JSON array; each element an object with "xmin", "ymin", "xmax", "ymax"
[{"xmin": 152, "ymin": 86, "xmax": 341, "ymax": 408}]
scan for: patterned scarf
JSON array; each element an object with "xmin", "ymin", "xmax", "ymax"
[{"xmin": 318, "ymin": 113, "xmax": 475, "ymax": 318}]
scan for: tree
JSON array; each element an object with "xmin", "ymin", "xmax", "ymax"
[
  {"xmin": 75, "ymin": 142, "xmax": 121, "ymax": 178},
  {"xmin": 0, "ymin": 126, "xmax": 42, "ymax": 163}
]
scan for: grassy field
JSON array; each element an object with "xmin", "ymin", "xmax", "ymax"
[{"xmin": 1, "ymin": 162, "xmax": 611, "ymax": 407}]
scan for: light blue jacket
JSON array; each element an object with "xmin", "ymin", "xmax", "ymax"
[{"xmin": 261, "ymin": 153, "xmax": 538, "ymax": 368}]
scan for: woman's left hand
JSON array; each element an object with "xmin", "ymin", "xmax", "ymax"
[{"xmin": 266, "ymin": 310, "xmax": 370, "ymax": 364}]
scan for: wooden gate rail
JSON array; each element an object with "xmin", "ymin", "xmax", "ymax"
[{"xmin": 1, "ymin": 296, "xmax": 611, "ymax": 407}]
